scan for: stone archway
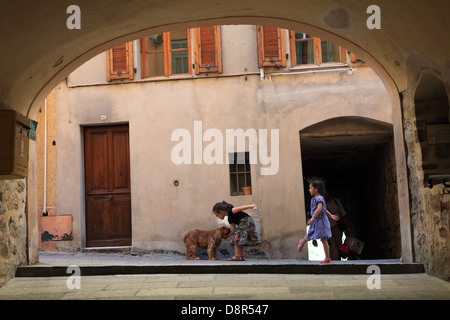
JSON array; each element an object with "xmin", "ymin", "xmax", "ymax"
[
  {"xmin": 24, "ymin": 18, "xmax": 411, "ymax": 264},
  {"xmin": 414, "ymin": 73, "xmax": 450, "ymax": 184},
  {"xmin": 5, "ymin": 1, "xmax": 446, "ymax": 283},
  {"xmin": 300, "ymin": 117, "xmax": 401, "ymax": 259},
  {"xmin": 28, "ymin": 14, "xmax": 414, "ymax": 260},
  {"xmin": 403, "ymin": 72, "xmax": 450, "ymax": 280},
  {"xmin": 0, "ymin": 3, "xmax": 418, "ymax": 265}
]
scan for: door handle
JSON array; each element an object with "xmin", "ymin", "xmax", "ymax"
[{"xmin": 93, "ymin": 195, "xmax": 114, "ymax": 201}]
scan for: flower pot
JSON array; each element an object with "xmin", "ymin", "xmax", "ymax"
[{"xmin": 242, "ymin": 186, "xmax": 252, "ymax": 195}]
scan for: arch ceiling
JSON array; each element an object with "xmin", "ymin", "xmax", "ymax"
[
  {"xmin": 300, "ymin": 117, "xmax": 393, "ymax": 158},
  {"xmin": 1, "ymin": 0, "xmax": 449, "ymax": 117}
]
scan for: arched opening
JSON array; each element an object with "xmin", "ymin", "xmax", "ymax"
[
  {"xmin": 300, "ymin": 117, "xmax": 401, "ymax": 259},
  {"xmin": 23, "ymin": 18, "xmax": 412, "ymax": 266},
  {"xmin": 414, "ymin": 73, "xmax": 450, "ymax": 186},
  {"xmin": 410, "ymin": 73, "xmax": 450, "ymax": 279},
  {"xmin": 0, "ymin": 0, "xmax": 446, "ymax": 286}
]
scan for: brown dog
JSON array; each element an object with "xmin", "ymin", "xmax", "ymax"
[{"xmin": 183, "ymin": 225, "xmax": 231, "ymax": 260}]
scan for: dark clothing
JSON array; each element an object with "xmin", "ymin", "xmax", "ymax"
[{"xmin": 227, "ymin": 208, "xmax": 250, "ymax": 225}]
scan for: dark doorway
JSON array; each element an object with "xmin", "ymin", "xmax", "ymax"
[{"xmin": 300, "ymin": 117, "xmax": 401, "ymax": 259}]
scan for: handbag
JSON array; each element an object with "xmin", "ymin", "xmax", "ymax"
[{"xmin": 345, "ymin": 236, "xmax": 364, "ymax": 255}]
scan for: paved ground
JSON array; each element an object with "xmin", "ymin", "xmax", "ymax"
[
  {"xmin": 2, "ymin": 272, "xmax": 450, "ymax": 300},
  {"xmin": 0, "ymin": 251, "xmax": 449, "ymax": 302}
]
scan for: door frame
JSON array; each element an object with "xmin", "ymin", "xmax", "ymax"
[{"xmin": 81, "ymin": 122, "xmax": 132, "ymax": 248}]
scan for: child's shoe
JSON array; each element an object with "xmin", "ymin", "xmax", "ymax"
[
  {"xmin": 320, "ymin": 258, "xmax": 331, "ymax": 264},
  {"xmin": 297, "ymin": 239, "xmax": 306, "ymax": 252}
]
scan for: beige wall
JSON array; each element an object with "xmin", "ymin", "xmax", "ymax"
[
  {"xmin": 35, "ymin": 90, "xmax": 58, "ymax": 251},
  {"xmin": 51, "ymin": 25, "xmax": 392, "ymax": 258},
  {"xmin": 36, "ymin": 91, "xmax": 57, "ymax": 210}
]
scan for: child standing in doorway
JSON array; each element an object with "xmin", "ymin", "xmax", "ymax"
[
  {"xmin": 212, "ymin": 201, "xmax": 260, "ymax": 261},
  {"xmin": 297, "ymin": 178, "xmax": 339, "ymax": 264}
]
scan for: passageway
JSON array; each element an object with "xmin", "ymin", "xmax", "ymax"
[{"xmin": 300, "ymin": 117, "xmax": 401, "ymax": 259}]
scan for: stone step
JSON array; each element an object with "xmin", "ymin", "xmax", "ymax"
[{"xmin": 16, "ymin": 261, "xmax": 425, "ymax": 277}]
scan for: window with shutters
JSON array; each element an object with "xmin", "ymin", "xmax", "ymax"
[
  {"xmin": 107, "ymin": 42, "xmax": 134, "ymax": 81},
  {"xmin": 256, "ymin": 26, "xmax": 286, "ymax": 68},
  {"xmin": 289, "ymin": 31, "xmax": 346, "ymax": 67},
  {"xmin": 193, "ymin": 26, "xmax": 222, "ymax": 74},
  {"xmin": 140, "ymin": 30, "xmax": 191, "ymax": 78}
]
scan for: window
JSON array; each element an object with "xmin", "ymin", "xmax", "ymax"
[
  {"xmin": 107, "ymin": 42, "xmax": 134, "ymax": 81},
  {"xmin": 256, "ymin": 26, "xmax": 286, "ymax": 68},
  {"xmin": 229, "ymin": 152, "xmax": 252, "ymax": 196},
  {"xmin": 170, "ymin": 30, "xmax": 190, "ymax": 75},
  {"xmin": 140, "ymin": 30, "xmax": 191, "ymax": 78},
  {"xmin": 291, "ymin": 33, "xmax": 315, "ymax": 65},
  {"xmin": 193, "ymin": 26, "xmax": 222, "ymax": 74},
  {"xmin": 289, "ymin": 31, "xmax": 346, "ymax": 66}
]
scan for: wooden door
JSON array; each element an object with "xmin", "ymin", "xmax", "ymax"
[{"xmin": 84, "ymin": 125, "xmax": 131, "ymax": 247}]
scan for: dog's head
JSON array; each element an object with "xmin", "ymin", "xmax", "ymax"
[{"xmin": 216, "ymin": 225, "xmax": 231, "ymax": 239}]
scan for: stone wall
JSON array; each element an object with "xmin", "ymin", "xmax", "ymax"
[
  {"xmin": 423, "ymin": 188, "xmax": 450, "ymax": 280},
  {"xmin": 369, "ymin": 138, "xmax": 402, "ymax": 259},
  {"xmin": 0, "ymin": 179, "xmax": 28, "ymax": 286},
  {"xmin": 402, "ymin": 70, "xmax": 450, "ymax": 281}
]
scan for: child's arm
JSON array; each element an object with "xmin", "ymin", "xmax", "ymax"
[
  {"xmin": 326, "ymin": 210, "xmax": 339, "ymax": 221},
  {"xmin": 308, "ymin": 202, "xmax": 322, "ymax": 225},
  {"xmin": 226, "ymin": 223, "xmax": 236, "ymax": 239},
  {"xmin": 231, "ymin": 204, "xmax": 257, "ymax": 214}
]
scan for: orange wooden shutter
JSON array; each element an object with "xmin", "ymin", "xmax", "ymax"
[
  {"xmin": 107, "ymin": 42, "xmax": 133, "ymax": 81},
  {"xmin": 257, "ymin": 26, "xmax": 286, "ymax": 67},
  {"xmin": 194, "ymin": 26, "xmax": 222, "ymax": 74},
  {"xmin": 350, "ymin": 52, "xmax": 361, "ymax": 63}
]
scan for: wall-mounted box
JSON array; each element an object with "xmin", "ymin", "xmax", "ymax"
[{"xmin": 0, "ymin": 110, "xmax": 30, "ymax": 179}]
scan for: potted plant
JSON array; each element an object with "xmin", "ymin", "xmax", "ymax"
[{"xmin": 242, "ymin": 186, "xmax": 252, "ymax": 195}]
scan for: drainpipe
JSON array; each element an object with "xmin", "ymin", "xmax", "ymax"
[
  {"xmin": 268, "ymin": 67, "xmax": 353, "ymax": 79},
  {"xmin": 43, "ymin": 98, "xmax": 48, "ymax": 216}
]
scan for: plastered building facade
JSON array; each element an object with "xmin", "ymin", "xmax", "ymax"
[{"xmin": 39, "ymin": 25, "xmax": 400, "ymax": 261}]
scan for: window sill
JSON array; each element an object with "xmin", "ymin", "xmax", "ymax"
[
  {"xmin": 135, "ymin": 73, "xmax": 226, "ymax": 83},
  {"xmin": 137, "ymin": 74, "xmax": 194, "ymax": 82},
  {"xmin": 290, "ymin": 62, "xmax": 348, "ymax": 71}
]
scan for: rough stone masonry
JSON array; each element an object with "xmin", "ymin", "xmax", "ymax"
[{"xmin": 0, "ymin": 179, "xmax": 27, "ymax": 286}]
